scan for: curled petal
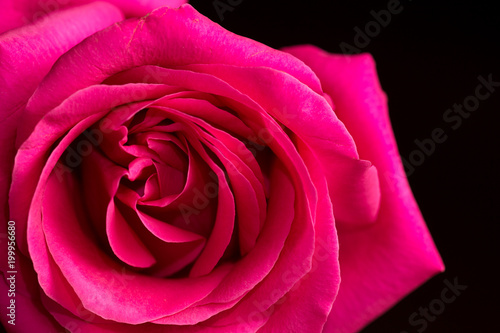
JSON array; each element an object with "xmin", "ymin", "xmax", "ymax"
[
  {"xmin": 284, "ymin": 44, "xmax": 444, "ymax": 333},
  {"xmin": 0, "ymin": 1, "xmax": 123, "ymax": 227}
]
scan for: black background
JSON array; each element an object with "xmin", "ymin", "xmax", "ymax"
[{"xmin": 188, "ymin": 0, "xmax": 499, "ymax": 332}]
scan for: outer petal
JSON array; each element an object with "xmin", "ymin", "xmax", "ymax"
[
  {"xmin": 0, "ymin": 0, "xmax": 188, "ymax": 34},
  {"xmin": 0, "ymin": 1, "xmax": 124, "ymax": 235},
  {"xmin": 19, "ymin": 4, "xmax": 322, "ymax": 141},
  {"xmin": 283, "ymin": 45, "xmax": 444, "ymax": 332}
]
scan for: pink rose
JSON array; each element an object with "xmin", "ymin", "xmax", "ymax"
[{"xmin": 0, "ymin": 3, "xmax": 443, "ymax": 332}]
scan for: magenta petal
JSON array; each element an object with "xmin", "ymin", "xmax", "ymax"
[
  {"xmin": 152, "ymin": 297, "xmax": 243, "ymax": 325},
  {"xmin": 89, "ymin": 0, "xmax": 188, "ymax": 18},
  {"xmin": 14, "ymin": 112, "xmax": 109, "ymax": 319},
  {"xmin": 202, "ymin": 160, "xmax": 316, "ymax": 331},
  {"xmin": 184, "ymin": 137, "xmax": 235, "ymax": 277},
  {"xmin": 137, "ymin": 211, "xmax": 205, "ymax": 244},
  {"xmin": 10, "ymin": 83, "xmax": 173, "ymax": 254},
  {"xmin": 0, "ymin": 1, "xmax": 123, "ymax": 229},
  {"xmin": 39, "ymin": 170, "xmax": 231, "ymax": 323},
  {"xmin": 151, "ymin": 104, "xmax": 266, "ymax": 254},
  {"xmin": 160, "ymin": 97, "xmax": 256, "ymax": 140},
  {"xmin": 107, "ymin": 199, "xmax": 157, "ymax": 268},
  {"xmin": 24, "ymin": 4, "xmax": 322, "ymax": 119},
  {"xmin": 11, "ymin": 111, "xmax": 107, "ymax": 257},
  {"xmin": 81, "ymin": 146, "xmax": 156, "ymax": 269},
  {"xmin": 118, "ymin": 186, "xmax": 207, "ymax": 278},
  {"xmin": 0, "ymin": 0, "xmax": 187, "ymax": 34},
  {"xmin": 152, "ymin": 127, "xmax": 318, "ymax": 326},
  {"xmin": 154, "ymin": 161, "xmax": 186, "ymax": 197},
  {"xmin": 177, "ymin": 64, "xmax": 381, "ymax": 226},
  {"xmin": 0, "ymin": 2, "xmax": 123, "ymax": 115},
  {"xmin": 325, "ymin": 156, "xmax": 381, "ymax": 227},
  {"xmin": 284, "ymin": 45, "xmax": 444, "ymax": 332},
  {"xmin": 200, "ymin": 136, "xmax": 263, "ymax": 255},
  {"xmin": 257, "ymin": 141, "xmax": 340, "ymax": 333},
  {"xmin": 179, "ymin": 63, "xmax": 357, "ymax": 159}
]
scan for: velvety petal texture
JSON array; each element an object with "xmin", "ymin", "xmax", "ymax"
[
  {"xmin": 0, "ymin": 1, "xmax": 124, "ymax": 243},
  {"xmin": 283, "ymin": 45, "xmax": 444, "ymax": 333},
  {"xmin": 1, "ymin": 3, "xmax": 443, "ymax": 333},
  {"xmin": 4, "ymin": 4, "xmax": 347, "ymax": 332},
  {"xmin": 0, "ymin": 0, "xmax": 188, "ymax": 34}
]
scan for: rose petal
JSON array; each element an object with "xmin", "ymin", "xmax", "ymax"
[
  {"xmin": 178, "ymin": 64, "xmax": 357, "ymax": 157},
  {"xmin": 115, "ymin": 185, "xmax": 207, "ymax": 277},
  {"xmin": 151, "ymin": 101, "xmax": 320, "ymax": 326},
  {"xmin": 154, "ymin": 161, "xmax": 186, "ymax": 197},
  {"xmin": 10, "ymin": 83, "xmax": 173, "ymax": 254},
  {"xmin": 0, "ymin": 2, "xmax": 123, "ymax": 114},
  {"xmin": 323, "ymin": 155, "xmax": 381, "ymax": 228},
  {"xmin": 21, "ymin": 4, "xmax": 322, "ymax": 128},
  {"xmin": 80, "ymin": 124, "xmax": 209, "ymax": 276},
  {"xmin": 256, "ymin": 140, "xmax": 340, "ymax": 332},
  {"xmin": 152, "ymin": 161, "xmax": 298, "ymax": 327},
  {"xmin": 283, "ymin": 45, "xmax": 444, "ymax": 332},
  {"xmin": 197, "ymin": 134, "xmax": 264, "ymax": 255},
  {"xmin": 38, "ymin": 168, "xmax": 232, "ymax": 323},
  {"xmin": 151, "ymin": 104, "xmax": 266, "ymax": 255},
  {"xmin": 98, "ymin": 0, "xmax": 188, "ymax": 17},
  {"xmin": 23, "ymin": 114, "xmax": 110, "ymax": 319},
  {"xmin": 180, "ymin": 63, "xmax": 381, "ymax": 227},
  {"xmin": 0, "ymin": 1, "xmax": 123, "ymax": 231},
  {"xmin": 174, "ymin": 133, "xmax": 235, "ymax": 277},
  {"xmin": 137, "ymin": 211, "xmax": 205, "ymax": 244},
  {"xmin": 0, "ymin": 0, "xmax": 188, "ymax": 34},
  {"xmin": 108, "ymin": 198, "xmax": 158, "ymax": 268},
  {"xmin": 77, "ymin": 143, "xmax": 157, "ymax": 269},
  {"xmin": 160, "ymin": 97, "xmax": 256, "ymax": 141},
  {"xmin": 200, "ymin": 159, "xmax": 315, "ymax": 331}
]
